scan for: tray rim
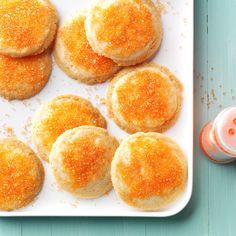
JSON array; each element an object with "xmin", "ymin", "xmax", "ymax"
[{"xmin": 0, "ymin": 0, "xmax": 194, "ymax": 218}]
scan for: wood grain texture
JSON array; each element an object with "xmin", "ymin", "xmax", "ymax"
[
  {"xmin": 1, "ymin": 0, "xmax": 236, "ymax": 235},
  {"xmin": 207, "ymin": 1, "xmax": 236, "ymax": 236}
]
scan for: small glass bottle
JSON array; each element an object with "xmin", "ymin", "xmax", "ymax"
[{"xmin": 200, "ymin": 107, "xmax": 236, "ymax": 163}]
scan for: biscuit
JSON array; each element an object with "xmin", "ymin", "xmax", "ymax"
[
  {"xmin": 111, "ymin": 132, "xmax": 187, "ymax": 211},
  {"xmin": 106, "ymin": 63, "xmax": 183, "ymax": 133},
  {"xmin": 85, "ymin": 0, "xmax": 162, "ymax": 66},
  {"xmin": 32, "ymin": 95, "xmax": 107, "ymax": 162},
  {"xmin": 54, "ymin": 13, "xmax": 120, "ymax": 85},
  {"xmin": 0, "ymin": 52, "xmax": 52, "ymax": 100},
  {"xmin": 50, "ymin": 126, "xmax": 119, "ymax": 198},
  {"xmin": 0, "ymin": 138, "xmax": 44, "ymax": 211},
  {"xmin": 0, "ymin": 0, "xmax": 58, "ymax": 57}
]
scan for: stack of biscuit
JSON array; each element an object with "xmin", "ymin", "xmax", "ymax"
[
  {"xmin": 0, "ymin": 0, "xmax": 57, "ymax": 211},
  {"xmin": 0, "ymin": 0, "xmax": 188, "ymax": 212},
  {"xmin": 0, "ymin": 0, "xmax": 58, "ymax": 100},
  {"xmin": 54, "ymin": 0, "xmax": 163, "ymax": 84}
]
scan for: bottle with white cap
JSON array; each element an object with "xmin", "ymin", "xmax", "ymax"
[{"xmin": 200, "ymin": 107, "xmax": 236, "ymax": 163}]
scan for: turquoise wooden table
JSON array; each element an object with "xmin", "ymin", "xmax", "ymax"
[{"xmin": 1, "ymin": 0, "xmax": 236, "ymax": 235}]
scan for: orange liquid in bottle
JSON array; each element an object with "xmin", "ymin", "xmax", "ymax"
[{"xmin": 200, "ymin": 107, "xmax": 236, "ymax": 163}]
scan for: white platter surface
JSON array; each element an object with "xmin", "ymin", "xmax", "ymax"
[{"xmin": 0, "ymin": 0, "xmax": 193, "ymax": 217}]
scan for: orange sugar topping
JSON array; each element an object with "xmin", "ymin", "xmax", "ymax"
[
  {"xmin": 93, "ymin": 0, "xmax": 155, "ymax": 56},
  {"xmin": 117, "ymin": 137, "xmax": 184, "ymax": 201},
  {"xmin": 39, "ymin": 97, "xmax": 106, "ymax": 153},
  {"xmin": 62, "ymin": 136, "xmax": 106, "ymax": 189},
  {"xmin": 116, "ymin": 71, "xmax": 176, "ymax": 122},
  {"xmin": 60, "ymin": 16, "xmax": 117, "ymax": 75},
  {"xmin": 0, "ymin": 53, "xmax": 50, "ymax": 90},
  {"xmin": 155, "ymin": 1, "xmax": 166, "ymax": 15},
  {"xmin": 0, "ymin": 0, "xmax": 51, "ymax": 49},
  {"xmin": 0, "ymin": 142, "xmax": 39, "ymax": 205}
]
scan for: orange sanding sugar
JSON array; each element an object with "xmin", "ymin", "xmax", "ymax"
[
  {"xmin": 62, "ymin": 136, "xmax": 106, "ymax": 189},
  {"xmin": 155, "ymin": 0, "xmax": 166, "ymax": 15},
  {"xmin": 116, "ymin": 71, "xmax": 174, "ymax": 122},
  {"xmin": 117, "ymin": 137, "xmax": 184, "ymax": 201},
  {"xmin": 60, "ymin": 16, "xmax": 116, "ymax": 75},
  {"xmin": 93, "ymin": 0, "xmax": 155, "ymax": 56},
  {"xmin": 0, "ymin": 144, "xmax": 38, "ymax": 204},
  {"xmin": 39, "ymin": 97, "xmax": 106, "ymax": 152},
  {"xmin": 0, "ymin": 0, "xmax": 51, "ymax": 49},
  {"xmin": 0, "ymin": 54, "xmax": 50, "ymax": 91}
]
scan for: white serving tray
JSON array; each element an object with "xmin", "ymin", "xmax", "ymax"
[{"xmin": 0, "ymin": 0, "xmax": 193, "ymax": 217}]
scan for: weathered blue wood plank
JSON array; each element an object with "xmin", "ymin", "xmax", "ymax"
[
  {"xmin": 21, "ymin": 218, "xmax": 51, "ymax": 236},
  {"xmin": 207, "ymin": 1, "xmax": 236, "ymax": 236},
  {"xmin": 0, "ymin": 218, "xmax": 21, "ymax": 236}
]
